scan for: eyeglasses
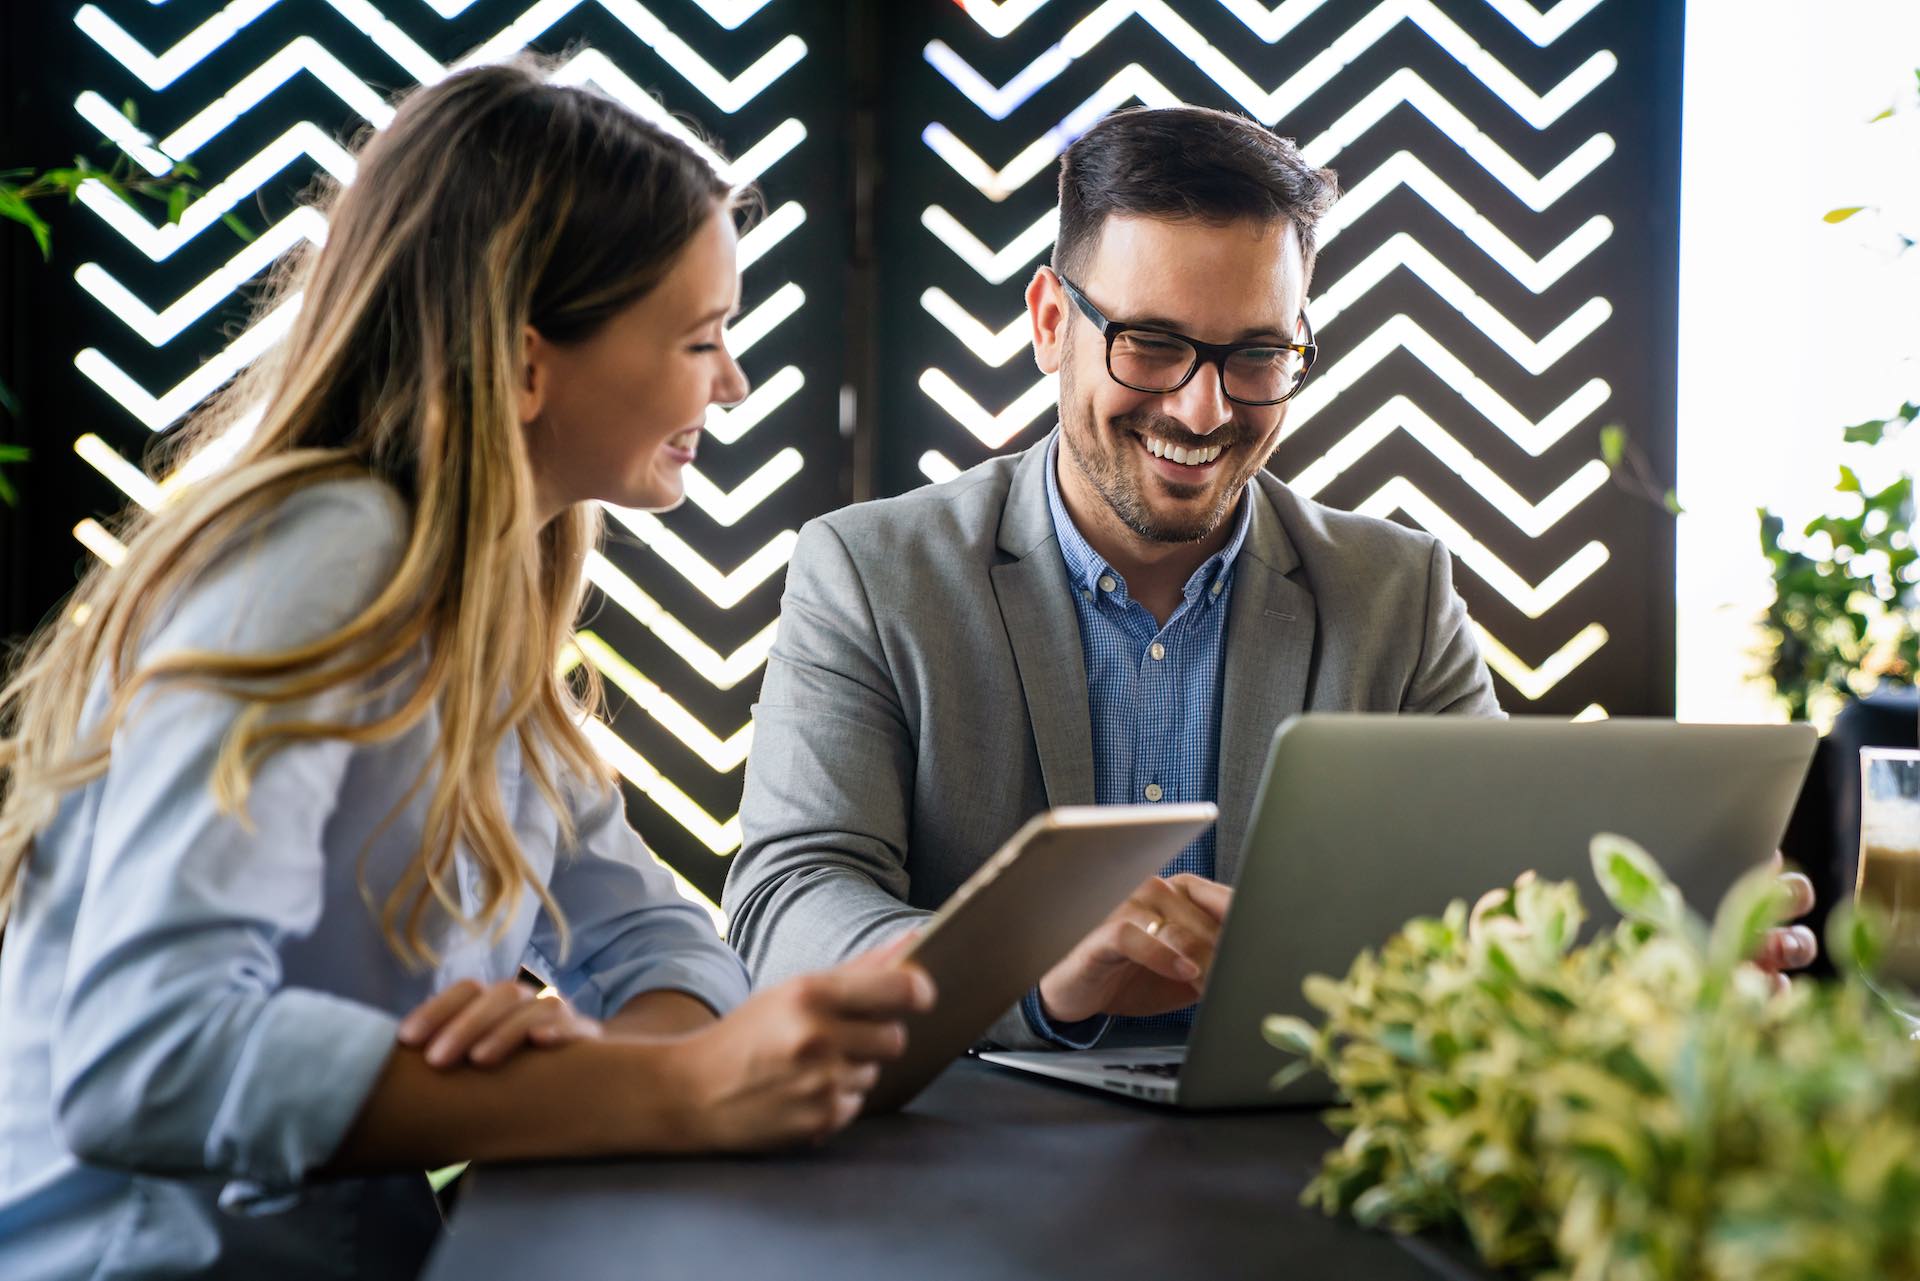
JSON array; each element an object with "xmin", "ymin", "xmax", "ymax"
[{"xmin": 1055, "ymin": 271, "xmax": 1316, "ymax": 407}]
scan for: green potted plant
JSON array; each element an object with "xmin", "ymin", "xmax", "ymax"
[{"xmin": 1267, "ymin": 837, "xmax": 1920, "ymax": 1279}]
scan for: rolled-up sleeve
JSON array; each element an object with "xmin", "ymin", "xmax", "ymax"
[
  {"xmin": 49, "ymin": 482, "xmax": 408, "ymax": 1189},
  {"xmin": 523, "ymin": 779, "xmax": 750, "ymax": 1022}
]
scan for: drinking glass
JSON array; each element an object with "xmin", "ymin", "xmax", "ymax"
[{"xmin": 1855, "ymin": 748, "xmax": 1920, "ymax": 1031}]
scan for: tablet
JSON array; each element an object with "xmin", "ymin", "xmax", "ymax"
[{"xmin": 861, "ymin": 802, "xmax": 1218, "ymax": 1114}]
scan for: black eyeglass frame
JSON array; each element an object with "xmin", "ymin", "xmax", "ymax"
[{"xmin": 1054, "ymin": 270, "xmax": 1317, "ymax": 407}]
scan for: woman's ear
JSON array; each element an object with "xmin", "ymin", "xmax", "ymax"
[{"xmin": 517, "ymin": 325, "xmax": 549, "ymax": 426}]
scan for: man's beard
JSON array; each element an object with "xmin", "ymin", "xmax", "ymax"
[{"xmin": 1058, "ymin": 359, "xmax": 1255, "ymax": 545}]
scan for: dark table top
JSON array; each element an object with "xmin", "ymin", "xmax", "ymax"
[{"xmin": 423, "ymin": 1056, "xmax": 1495, "ymax": 1281}]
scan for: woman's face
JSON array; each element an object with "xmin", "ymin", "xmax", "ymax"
[{"xmin": 520, "ymin": 203, "xmax": 749, "ymax": 520}]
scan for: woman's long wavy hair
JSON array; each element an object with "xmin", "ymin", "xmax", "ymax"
[{"xmin": 0, "ymin": 60, "xmax": 735, "ymax": 963}]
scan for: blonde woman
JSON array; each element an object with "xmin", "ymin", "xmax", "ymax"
[{"xmin": 0, "ymin": 62, "xmax": 931, "ymax": 1279}]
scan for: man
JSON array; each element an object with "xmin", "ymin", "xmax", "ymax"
[{"xmin": 723, "ymin": 105, "xmax": 1814, "ymax": 1049}]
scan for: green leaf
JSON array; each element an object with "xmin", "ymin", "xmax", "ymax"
[
  {"xmin": 1263, "ymin": 1014, "xmax": 1320, "ymax": 1058},
  {"xmin": 0, "ymin": 375, "xmax": 20, "ymax": 419},
  {"xmin": 221, "ymin": 211, "xmax": 256, "ymax": 243},
  {"xmin": 1600, "ymin": 424, "xmax": 1626, "ymax": 469},
  {"xmin": 1846, "ymin": 417, "xmax": 1889, "ymax": 445},
  {"xmin": 0, "ymin": 186, "xmax": 52, "ymax": 259},
  {"xmin": 1708, "ymin": 862, "xmax": 1790, "ymax": 973},
  {"xmin": 165, "ymin": 185, "xmax": 188, "ymax": 226},
  {"xmin": 120, "ymin": 97, "xmax": 138, "ymax": 126},
  {"xmin": 1870, "ymin": 106, "xmax": 1896, "ymax": 122},
  {"xmin": 1662, "ymin": 489, "xmax": 1685, "ymax": 517},
  {"xmin": 1839, "ymin": 464, "xmax": 1863, "ymax": 493},
  {"xmin": 1824, "ymin": 206, "xmax": 1868, "ymax": 224},
  {"xmin": 1590, "ymin": 833, "xmax": 1685, "ymax": 934}
]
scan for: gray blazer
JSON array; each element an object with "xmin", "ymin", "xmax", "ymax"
[{"xmin": 722, "ymin": 431, "xmax": 1501, "ymax": 1046}]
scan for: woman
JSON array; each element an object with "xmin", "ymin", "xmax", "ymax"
[{"xmin": 0, "ymin": 61, "xmax": 930, "ymax": 1279}]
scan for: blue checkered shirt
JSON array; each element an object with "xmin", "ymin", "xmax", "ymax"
[{"xmin": 1020, "ymin": 435, "xmax": 1252, "ymax": 1047}]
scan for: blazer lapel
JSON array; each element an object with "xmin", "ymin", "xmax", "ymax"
[
  {"xmin": 1215, "ymin": 477, "xmax": 1315, "ymax": 884},
  {"xmin": 991, "ymin": 435, "xmax": 1095, "ymax": 809}
]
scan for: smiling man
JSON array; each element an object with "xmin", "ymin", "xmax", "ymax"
[{"xmin": 725, "ymin": 107, "xmax": 1482, "ymax": 1047}]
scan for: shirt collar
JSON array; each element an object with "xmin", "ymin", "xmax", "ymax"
[{"xmin": 1043, "ymin": 432, "xmax": 1253, "ymax": 609}]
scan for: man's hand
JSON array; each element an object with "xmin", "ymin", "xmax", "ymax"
[
  {"xmin": 1036, "ymin": 873, "xmax": 1232, "ymax": 1025},
  {"xmin": 1756, "ymin": 850, "xmax": 1819, "ymax": 995}
]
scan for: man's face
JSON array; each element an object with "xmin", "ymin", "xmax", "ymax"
[{"xmin": 1034, "ymin": 214, "xmax": 1307, "ymax": 544}]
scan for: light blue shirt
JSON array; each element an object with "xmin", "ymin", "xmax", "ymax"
[
  {"xmin": 0, "ymin": 479, "xmax": 749, "ymax": 1280},
  {"xmin": 1022, "ymin": 435, "xmax": 1251, "ymax": 1046}
]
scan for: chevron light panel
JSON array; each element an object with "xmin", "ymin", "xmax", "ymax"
[
  {"xmin": 58, "ymin": 0, "xmax": 833, "ymax": 912},
  {"xmin": 907, "ymin": 0, "xmax": 1661, "ymax": 718}
]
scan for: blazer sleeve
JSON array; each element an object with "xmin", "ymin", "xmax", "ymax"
[
  {"xmin": 722, "ymin": 518, "xmax": 930, "ymax": 987},
  {"xmin": 1403, "ymin": 535, "xmax": 1505, "ymax": 718}
]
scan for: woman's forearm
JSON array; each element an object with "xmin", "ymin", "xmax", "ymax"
[{"xmin": 324, "ymin": 1036, "xmax": 691, "ymax": 1173}]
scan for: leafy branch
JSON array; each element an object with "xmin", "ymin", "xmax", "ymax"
[
  {"xmin": 0, "ymin": 98, "xmax": 256, "ymax": 506},
  {"xmin": 1758, "ymin": 403, "xmax": 1920, "ymax": 722}
]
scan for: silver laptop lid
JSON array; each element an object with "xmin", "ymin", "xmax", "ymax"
[{"xmin": 1177, "ymin": 715, "xmax": 1816, "ymax": 1109}]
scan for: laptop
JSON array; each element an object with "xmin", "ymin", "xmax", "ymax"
[{"xmin": 978, "ymin": 714, "xmax": 1818, "ymax": 1108}]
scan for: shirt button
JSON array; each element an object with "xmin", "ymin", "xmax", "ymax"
[
  {"xmin": 1098, "ymin": 575, "xmax": 1117, "ymax": 593},
  {"xmin": 1149, "ymin": 642, "xmax": 1165, "ymax": 661},
  {"xmin": 1144, "ymin": 783, "xmax": 1163, "ymax": 802}
]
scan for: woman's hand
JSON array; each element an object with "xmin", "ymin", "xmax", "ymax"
[
  {"xmin": 660, "ymin": 933, "xmax": 936, "ymax": 1151},
  {"xmin": 398, "ymin": 979, "xmax": 604, "ymax": 1069}
]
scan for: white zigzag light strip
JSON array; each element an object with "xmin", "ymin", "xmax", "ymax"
[
  {"xmin": 919, "ymin": 370, "xmax": 1059, "ymax": 448},
  {"xmin": 928, "ymin": 64, "xmax": 1615, "ymax": 205},
  {"xmin": 680, "ymin": 448, "xmax": 804, "ymax": 527},
  {"xmin": 954, "ymin": 0, "xmax": 1603, "ymax": 45},
  {"xmin": 920, "ymin": 197, "xmax": 1611, "ymax": 368},
  {"xmin": 1289, "ymin": 395, "xmax": 1610, "ymax": 537},
  {"xmin": 921, "ymin": 206, "xmax": 1057, "ymax": 284},
  {"xmin": 1475, "ymin": 621, "xmax": 1609, "ymax": 699},
  {"xmin": 1302, "ymin": 68, "xmax": 1615, "ymax": 209},
  {"xmin": 1358, "ymin": 477, "xmax": 1609, "ymax": 617},
  {"xmin": 1285, "ymin": 315, "xmax": 1611, "ymax": 455},
  {"xmin": 79, "ymin": 194, "xmax": 799, "ymax": 405},
  {"xmin": 1317, "ymin": 153, "xmax": 1613, "ymax": 289},
  {"xmin": 921, "ymin": 289, "xmax": 1032, "ymax": 367},
  {"xmin": 1312, "ymin": 233, "xmax": 1612, "ymax": 374},
  {"xmin": 74, "ymin": 91, "xmax": 174, "ymax": 177},
  {"xmin": 927, "ymin": 0, "xmax": 1615, "ymax": 129},
  {"xmin": 575, "ymin": 631, "xmax": 753, "ymax": 772},
  {"xmin": 920, "ymin": 451, "xmax": 963, "ymax": 485},
  {"xmin": 459, "ymin": 0, "xmax": 803, "ymax": 112},
  {"xmin": 75, "ymin": 295, "xmax": 301, "ymax": 431},
  {"xmin": 584, "ymin": 718, "xmax": 740, "ymax": 854},
  {"xmin": 602, "ymin": 507, "xmax": 797, "ymax": 608},
  {"xmin": 78, "ymin": 122, "xmax": 354, "ymax": 263},
  {"xmin": 81, "ymin": 0, "xmax": 802, "ymax": 113},
  {"xmin": 585, "ymin": 552, "xmax": 775, "ymax": 689},
  {"xmin": 75, "ymin": 208, "xmax": 326, "ymax": 346},
  {"xmin": 425, "ymin": 0, "xmax": 778, "ymax": 27},
  {"xmin": 704, "ymin": 366, "xmax": 804, "ymax": 445},
  {"xmin": 85, "ymin": 49, "xmax": 803, "ymax": 224}
]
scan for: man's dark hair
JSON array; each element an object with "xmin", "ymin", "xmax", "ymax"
[{"xmin": 1052, "ymin": 105, "xmax": 1338, "ymax": 282}]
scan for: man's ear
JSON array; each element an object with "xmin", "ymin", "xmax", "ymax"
[
  {"xmin": 1027, "ymin": 265, "xmax": 1068, "ymax": 376},
  {"xmin": 517, "ymin": 324, "xmax": 549, "ymax": 426}
]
